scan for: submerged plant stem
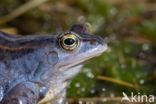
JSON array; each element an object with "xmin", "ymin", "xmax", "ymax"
[{"xmin": 97, "ymin": 76, "xmax": 139, "ymax": 89}]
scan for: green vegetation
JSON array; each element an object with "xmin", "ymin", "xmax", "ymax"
[{"xmin": 0, "ymin": 0, "xmax": 155, "ymax": 103}]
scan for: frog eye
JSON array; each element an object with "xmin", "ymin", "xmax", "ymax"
[{"xmin": 59, "ymin": 33, "xmax": 80, "ymax": 51}]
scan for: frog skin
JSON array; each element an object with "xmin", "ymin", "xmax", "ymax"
[{"xmin": 0, "ymin": 24, "xmax": 107, "ymax": 104}]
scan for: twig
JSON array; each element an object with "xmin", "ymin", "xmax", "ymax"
[
  {"xmin": 67, "ymin": 97, "xmax": 122, "ymax": 103},
  {"xmin": 0, "ymin": 27, "xmax": 18, "ymax": 34},
  {"xmin": 97, "ymin": 76, "xmax": 139, "ymax": 89},
  {"xmin": 105, "ymin": 0, "xmax": 156, "ymax": 11},
  {"xmin": 105, "ymin": 0, "xmax": 147, "ymax": 4},
  {"xmin": 67, "ymin": 97, "xmax": 156, "ymax": 103},
  {"xmin": 0, "ymin": 0, "xmax": 49, "ymax": 25}
]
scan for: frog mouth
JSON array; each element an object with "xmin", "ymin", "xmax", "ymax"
[
  {"xmin": 77, "ymin": 44, "xmax": 107, "ymax": 63},
  {"xmin": 60, "ymin": 44, "xmax": 108, "ymax": 70}
]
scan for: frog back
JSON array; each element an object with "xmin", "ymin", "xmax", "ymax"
[{"xmin": 0, "ymin": 32, "xmax": 56, "ymax": 94}]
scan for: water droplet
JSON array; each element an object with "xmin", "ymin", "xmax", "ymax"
[
  {"xmin": 75, "ymin": 83, "xmax": 80, "ymax": 88},
  {"xmin": 102, "ymin": 88, "xmax": 106, "ymax": 92},
  {"xmin": 142, "ymin": 44, "xmax": 149, "ymax": 51},
  {"xmin": 78, "ymin": 100, "xmax": 83, "ymax": 104},
  {"xmin": 90, "ymin": 89, "xmax": 95, "ymax": 94},
  {"xmin": 86, "ymin": 72, "xmax": 94, "ymax": 78},
  {"xmin": 139, "ymin": 79, "xmax": 144, "ymax": 84}
]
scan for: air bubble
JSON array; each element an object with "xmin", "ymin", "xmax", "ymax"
[{"xmin": 75, "ymin": 83, "xmax": 80, "ymax": 88}]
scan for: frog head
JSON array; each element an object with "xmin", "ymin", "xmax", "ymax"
[
  {"xmin": 57, "ymin": 24, "xmax": 107, "ymax": 68},
  {"xmin": 41, "ymin": 24, "xmax": 107, "ymax": 82}
]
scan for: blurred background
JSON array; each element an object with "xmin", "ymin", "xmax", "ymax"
[{"xmin": 0, "ymin": 0, "xmax": 155, "ymax": 103}]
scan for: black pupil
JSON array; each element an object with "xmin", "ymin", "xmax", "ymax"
[{"xmin": 64, "ymin": 38, "xmax": 75, "ymax": 45}]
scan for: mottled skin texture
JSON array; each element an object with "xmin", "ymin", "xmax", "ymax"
[{"xmin": 0, "ymin": 24, "xmax": 107, "ymax": 104}]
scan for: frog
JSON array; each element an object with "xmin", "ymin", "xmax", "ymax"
[{"xmin": 0, "ymin": 24, "xmax": 107, "ymax": 104}]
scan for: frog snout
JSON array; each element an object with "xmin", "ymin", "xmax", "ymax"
[
  {"xmin": 94, "ymin": 35, "xmax": 105, "ymax": 45},
  {"xmin": 88, "ymin": 35, "xmax": 105, "ymax": 46}
]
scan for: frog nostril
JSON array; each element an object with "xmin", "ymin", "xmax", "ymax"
[
  {"xmin": 90, "ymin": 40, "xmax": 97, "ymax": 45},
  {"xmin": 96, "ymin": 36, "xmax": 104, "ymax": 45}
]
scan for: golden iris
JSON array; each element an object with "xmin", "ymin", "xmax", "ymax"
[{"xmin": 59, "ymin": 33, "xmax": 79, "ymax": 51}]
